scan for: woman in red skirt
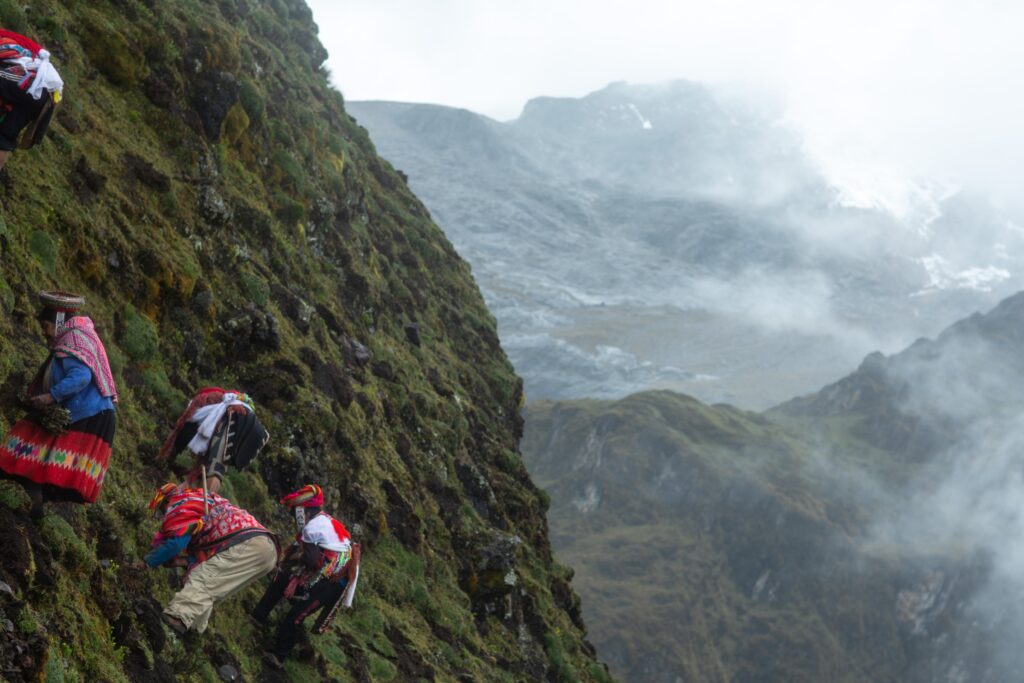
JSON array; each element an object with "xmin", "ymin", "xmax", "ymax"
[{"xmin": 0, "ymin": 291, "xmax": 117, "ymax": 515}]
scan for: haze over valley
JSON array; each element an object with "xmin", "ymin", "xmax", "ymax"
[{"xmin": 351, "ymin": 81, "xmax": 1023, "ymax": 408}]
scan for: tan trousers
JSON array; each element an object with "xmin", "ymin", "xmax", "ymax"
[{"xmin": 165, "ymin": 534, "xmax": 277, "ymax": 633}]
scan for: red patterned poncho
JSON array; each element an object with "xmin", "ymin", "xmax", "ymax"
[{"xmin": 151, "ymin": 488, "xmax": 274, "ymax": 572}]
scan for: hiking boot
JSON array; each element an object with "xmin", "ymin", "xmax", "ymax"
[{"xmin": 162, "ymin": 613, "xmax": 187, "ymax": 636}]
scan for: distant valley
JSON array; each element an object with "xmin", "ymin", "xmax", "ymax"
[{"xmin": 523, "ymin": 292, "xmax": 1024, "ymax": 682}]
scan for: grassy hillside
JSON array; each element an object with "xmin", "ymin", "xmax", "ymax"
[{"xmin": 0, "ymin": 1, "xmax": 609, "ymax": 681}]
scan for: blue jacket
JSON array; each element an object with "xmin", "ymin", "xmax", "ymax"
[
  {"xmin": 49, "ymin": 356, "xmax": 115, "ymax": 423},
  {"xmin": 144, "ymin": 534, "xmax": 192, "ymax": 567}
]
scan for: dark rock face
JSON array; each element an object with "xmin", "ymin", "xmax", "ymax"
[
  {"xmin": 123, "ymin": 153, "xmax": 171, "ymax": 192},
  {"xmin": 190, "ymin": 70, "xmax": 240, "ymax": 141}
]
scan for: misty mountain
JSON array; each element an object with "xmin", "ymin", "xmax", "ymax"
[
  {"xmin": 522, "ymin": 290, "xmax": 1024, "ymax": 682},
  {"xmin": 350, "ymin": 82, "xmax": 1024, "ymax": 408}
]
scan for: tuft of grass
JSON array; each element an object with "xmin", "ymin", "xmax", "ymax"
[
  {"xmin": 367, "ymin": 654, "xmax": 397, "ymax": 681},
  {"xmin": 240, "ymin": 271, "xmax": 269, "ymax": 306},
  {"xmin": 0, "ymin": 0, "xmax": 28, "ymax": 33},
  {"xmin": 39, "ymin": 514, "xmax": 95, "ymax": 572},
  {"xmin": 0, "ymin": 478, "xmax": 30, "ymax": 510},
  {"xmin": 28, "ymin": 230, "xmax": 58, "ymax": 275},
  {"xmin": 119, "ymin": 304, "xmax": 159, "ymax": 363}
]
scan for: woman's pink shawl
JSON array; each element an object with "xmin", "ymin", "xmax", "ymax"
[{"xmin": 53, "ymin": 316, "xmax": 117, "ymax": 400}]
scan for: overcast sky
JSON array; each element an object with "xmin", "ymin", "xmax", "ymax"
[{"xmin": 307, "ymin": 0, "xmax": 1024, "ymax": 208}]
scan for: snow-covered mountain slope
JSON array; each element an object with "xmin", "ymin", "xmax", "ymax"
[{"xmin": 350, "ymin": 82, "xmax": 1024, "ymax": 407}]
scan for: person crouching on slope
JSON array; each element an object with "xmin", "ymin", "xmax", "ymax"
[
  {"xmin": 144, "ymin": 483, "xmax": 278, "ymax": 635},
  {"xmin": 0, "ymin": 29, "xmax": 63, "ymax": 169},
  {"xmin": 252, "ymin": 484, "xmax": 360, "ymax": 668},
  {"xmin": 0, "ymin": 291, "xmax": 116, "ymax": 517}
]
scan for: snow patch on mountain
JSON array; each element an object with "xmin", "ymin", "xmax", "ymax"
[{"xmin": 914, "ymin": 254, "xmax": 1011, "ymax": 295}]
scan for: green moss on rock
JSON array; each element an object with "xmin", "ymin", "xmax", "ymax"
[
  {"xmin": 28, "ymin": 229, "xmax": 58, "ymax": 275},
  {"xmin": 119, "ymin": 304, "xmax": 159, "ymax": 363},
  {"xmin": 0, "ymin": 478, "xmax": 30, "ymax": 510}
]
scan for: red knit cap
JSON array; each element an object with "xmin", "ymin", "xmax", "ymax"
[{"xmin": 280, "ymin": 484, "xmax": 323, "ymax": 508}]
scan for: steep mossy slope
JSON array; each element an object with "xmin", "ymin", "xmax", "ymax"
[{"xmin": 0, "ymin": 1, "xmax": 607, "ymax": 681}]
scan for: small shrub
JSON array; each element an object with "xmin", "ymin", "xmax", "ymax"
[
  {"xmin": 16, "ymin": 608, "xmax": 38, "ymax": 635},
  {"xmin": 241, "ymin": 271, "xmax": 269, "ymax": 306},
  {"xmin": 366, "ymin": 654, "xmax": 397, "ymax": 682},
  {"xmin": 239, "ymin": 80, "xmax": 265, "ymax": 123},
  {"xmin": 0, "ymin": 0, "xmax": 29, "ymax": 34},
  {"xmin": 221, "ymin": 102, "xmax": 250, "ymax": 145},
  {"xmin": 274, "ymin": 192, "xmax": 305, "ymax": 226},
  {"xmin": 0, "ymin": 479, "xmax": 29, "ymax": 511},
  {"xmin": 159, "ymin": 189, "xmax": 178, "ymax": 217},
  {"xmin": 39, "ymin": 514, "xmax": 94, "ymax": 571},
  {"xmin": 80, "ymin": 11, "xmax": 145, "ymax": 87},
  {"xmin": 28, "ymin": 229, "xmax": 57, "ymax": 275},
  {"xmin": 119, "ymin": 304, "xmax": 159, "ymax": 362},
  {"xmin": 543, "ymin": 633, "xmax": 579, "ymax": 682},
  {"xmin": 142, "ymin": 366, "xmax": 185, "ymax": 406},
  {"xmin": 271, "ymin": 151, "xmax": 307, "ymax": 194},
  {"xmin": 0, "ymin": 275, "xmax": 13, "ymax": 312}
]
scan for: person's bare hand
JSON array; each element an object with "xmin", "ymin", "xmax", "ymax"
[{"xmin": 28, "ymin": 394, "xmax": 54, "ymax": 409}]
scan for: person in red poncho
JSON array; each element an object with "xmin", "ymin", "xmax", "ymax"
[
  {"xmin": 156, "ymin": 386, "xmax": 269, "ymax": 495},
  {"xmin": 0, "ymin": 291, "xmax": 116, "ymax": 516},
  {"xmin": 0, "ymin": 28, "xmax": 63, "ymax": 169},
  {"xmin": 144, "ymin": 483, "xmax": 278, "ymax": 635},
  {"xmin": 251, "ymin": 484, "xmax": 361, "ymax": 668}
]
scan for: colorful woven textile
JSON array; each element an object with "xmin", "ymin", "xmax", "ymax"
[
  {"xmin": 53, "ymin": 317, "xmax": 117, "ymax": 400},
  {"xmin": 189, "ymin": 492, "xmax": 273, "ymax": 567},
  {"xmin": 280, "ymin": 484, "xmax": 323, "ymax": 508},
  {"xmin": 0, "ymin": 30, "xmax": 61, "ymax": 99},
  {"xmin": 0, "ymin": 410, "xmax": 115, "ymax": 503},
  {"xmin": 148, "ymin": 482, "xmax": 178, "ymax": 510},
  {"xmin": 156, "ymin": 387, "xmax": 255, "ymax": 461},
  {"xmin": 301, "ymin": 513, "xmax": 351, "ymax": 584}
]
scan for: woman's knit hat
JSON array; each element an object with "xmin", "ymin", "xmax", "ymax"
[{"xmin": 38, "ymin": 290, "xmax": 85, "ymax": 312}]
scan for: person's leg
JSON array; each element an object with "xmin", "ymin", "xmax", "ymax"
[
  {"xmin": 251, "ymin": 567, "xmax": 292, "ymax": 623},
  {"xmin": 272, "ymin": 578, "xmax": 345, "ymax": 661},
  {"xmin": 164, "ymin": 561, "xmax": 219, "ymax": 632},
  {"xmin": 0, "ymin": 80, "xmax": 41, "ymax": 164},
  {"xmin": 167, "ymin": 534, "xmax": 277, "ymax": 632}
]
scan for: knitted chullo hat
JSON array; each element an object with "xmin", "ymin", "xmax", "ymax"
[
  {"xmin": 280, "ymin": 484, "xmax": 323, "ymax": 508},
  {"xmin": 148, "ymin": 483, "xmax": 179, "ymax": 511}
]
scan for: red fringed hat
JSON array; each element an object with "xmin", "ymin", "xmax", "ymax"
[
  {"xmin": 280, "ymin": 484, "xmax": 323, "ymax": 508},
  {"xmin": 148, "ymin": 482, "xmax": 179, "ymax": 511}
]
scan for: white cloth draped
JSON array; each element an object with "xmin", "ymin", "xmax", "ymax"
[
  {"xmin": 186, "ymin": 392, "xmax": 249, "ymax": 456},
  {"xmin": 26, "ymin": 50, "xmax": 62, "ymax": 100}
]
